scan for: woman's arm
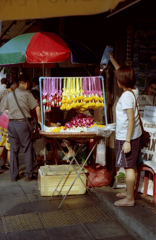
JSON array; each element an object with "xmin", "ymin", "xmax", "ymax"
[
  {"xmin": 35, "ymin": 105, "xmax": 41, "ymax": 123},
  {"xmin": 107, "ymin": 52, "xmax": 120, "ymax": 70},
  {"xmin": 122, "ymin": 108, "xmax": 135, "ymax": 153}
]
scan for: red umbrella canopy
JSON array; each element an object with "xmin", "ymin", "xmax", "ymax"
[
  {"xmin": 26, "ymin": 32, "xmax": 71, "ymax": 63},
  {"xmin": 0, "ymin": 32, "xmax": 96, "ymax": 68}
]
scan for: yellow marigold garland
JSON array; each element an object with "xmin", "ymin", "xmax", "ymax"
[
  {"xmin": 60, "ymin": 77, "xmax": 104, "ymax": 112},
  {"xmin": 51, "ymin": 126, "xmax": 65, "ymax": 132}
]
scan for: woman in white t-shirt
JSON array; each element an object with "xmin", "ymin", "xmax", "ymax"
[{"xmin": 108, "ymin": 53, "xmax": 142, "ymax": 207}]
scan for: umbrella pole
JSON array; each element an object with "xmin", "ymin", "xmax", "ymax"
[
  {"xmin": 33, "ymin": 68, "xmax": 35, "ymax": 78},
  {"xmin": 42, "ymin": 63, "xmax": 45, "ymax": 76}
]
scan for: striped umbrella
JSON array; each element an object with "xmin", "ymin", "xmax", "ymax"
[{"xmin": 0, "ymin": 32, "xmax": 96, "ymax": 69}]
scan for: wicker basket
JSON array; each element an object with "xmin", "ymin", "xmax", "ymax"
[{"xmin": 39, "ymin": 131, "xmax": 101, "ymax": 140}]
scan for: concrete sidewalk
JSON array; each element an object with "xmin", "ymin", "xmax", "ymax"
[
  {"xmin": 0, "ymin": 168, "xmax": 139, "ymax": 240},
  {"xmin": 0, "ymin": 153, "xmax": 156, "ymax": 240},
  {"xmin": 91, "ymin": 186, "xmax": 156, "ymax": 240}
]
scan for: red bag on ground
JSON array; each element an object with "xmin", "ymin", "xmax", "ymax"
[{"xmin": 85, "ymin": 165, "xmax": 112, "ymax": 188}]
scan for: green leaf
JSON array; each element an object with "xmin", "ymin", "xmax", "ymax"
[
  {"xmin": 4, "ymin": 68, "xmax": 11, "ymax": 75},
  {"xmin": 115, "ymin": 172, "xmax": 125, "ymax": 178}
]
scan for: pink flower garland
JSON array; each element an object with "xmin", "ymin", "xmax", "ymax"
[{"xmin": 64, "ymin": 113, "xmax": 95, "ymax": 129}]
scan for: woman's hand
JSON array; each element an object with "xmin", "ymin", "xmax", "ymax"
[
  {"xmin": 107, "ymin": 52, "xmax": 114, "ymax": 60},
  {"xmin": 122, "ymin": 141, "xmax": 131, "ymax": 154},
  {"xmin": 106, "ymin": 52, "xmax": 120, "ymax": 70}
]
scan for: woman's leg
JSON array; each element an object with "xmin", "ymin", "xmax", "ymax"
[
  {"xmin": 0, "ymin": 146, "xmax": 5, "ymax": 158},
  {"xmin": 1, "ymin": 149, "xmax": 10, "ymax": 169},
  {"xmin": 0, "ymin": 147, "xmax": 5, "ymax": 173},
  {"xmin": 7, "ymin": 150, "xmax": 10, "ymax": 165},
  {"xmin": 125, "ymin": 168, "xmax": 135, "ymax": 201},
  {"xmin": 114, "ymin": 168, "xmax": 135, "ymax": 206},
  {"xmin": 116, "ymin": 166, "xmax": 137, "ymax": 198},
  {"xmin": 1, "ymin": 148, "xmax": 7, "ymax": 164},
  {"xmin": 0, "ymin": 146, "xmax": 5, "ymax": 165}
]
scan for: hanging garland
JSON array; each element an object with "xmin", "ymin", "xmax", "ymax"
[{"xmin": 42, "ymin": 76, "xmax": 104, "ymax": 112}]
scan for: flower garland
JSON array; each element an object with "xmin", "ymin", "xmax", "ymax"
[
  {"xmin": 60, "ymin": 77, "xmax": 104, "ymax": 111},
  {"xmin": 49, "ymin": 117, "xmax": 105, "ymax": 133},
  {"xmin": 42, "ymin": 77, "xmax": 62, "ymax": 112},
  {"xmin": 51, "ymin": 126, "xmax": 65, "ymax": 132},
  {"xmin": 42, "ymin": 76, "xmax": 104, "ymax": 112},
  {"xmin": 64, "ymin": 113, "xmax": 95, "ymax": 129},
  {"xmin": 90, "ymin": 124, "xmax": 105, "ymax": 128}
]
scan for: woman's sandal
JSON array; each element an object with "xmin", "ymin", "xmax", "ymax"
[
  {"xmin": 114, "ymin": 199, "xmax": 135, "ymax": 207},
  {"xmin": 1, "ymin": 164, "xmax": 10, "ymax": 170},
  {"xmin": 116, "ymin": 192, "xmax": 127, "ymax": 198}
]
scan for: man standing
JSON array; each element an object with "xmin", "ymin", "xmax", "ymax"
[{"xmin": 5, "ymin": 74, "xmax": 41, "ymax": 182}]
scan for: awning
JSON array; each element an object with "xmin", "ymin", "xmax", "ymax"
[{"xmin": 0, "ymin": 0, "xmax": 126, "ymax": 21}]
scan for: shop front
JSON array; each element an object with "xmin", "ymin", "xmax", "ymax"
[{"xmin": 0, "ymin": 0, "xmax": 156, "ymax": 201}]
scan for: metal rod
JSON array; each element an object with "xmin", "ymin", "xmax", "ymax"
[
  {"xmin": 49, "ymin": 139, "xmax": 76, "ymax": 200},
  {"xmin": 39, "ymin": 77, "xmax": 44, "ymax": 131},
  {"xmin": 58, "ymin": 139, "xmax": 99, "ymax": 209},
  {"xmin": 101, "ymin": 76, "xmax": 108, "ymax": 125}
]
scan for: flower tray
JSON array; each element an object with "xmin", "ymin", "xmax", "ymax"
[{"xmin": 39, "ymin": 131, "xmax": 102, "ymax": 140}]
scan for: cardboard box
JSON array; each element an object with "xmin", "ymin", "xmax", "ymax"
[{"xmin": 38, "ymin": 165, "xmax": 86, "ymax": 196}]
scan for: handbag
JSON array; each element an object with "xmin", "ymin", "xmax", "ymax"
[
  {"xmin": 13, "ymin": 91, "xmax": 41, "ymax": 141},
  {"xmin": 30, "ymin": 119, "xmax": 41, "ymax": 141},
  {"xmin": 127, "ymin": 89, "xmax": 151, "ymax": 149}
]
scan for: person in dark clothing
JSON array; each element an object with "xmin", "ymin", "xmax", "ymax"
[
  {"xmin": 32, "ymin": 77, "xmax": 40, "ymax": 91},
  {"xmin": 5, "ymin": 74, "xmax": 41, "ymax": 182}
]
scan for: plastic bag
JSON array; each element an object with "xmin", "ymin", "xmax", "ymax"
[
  {"xmin": 0, "ymin": 112, "xmax": 9, "ymax": 129},
  {"xmin": 85, "ymin": 165, "xmax": 112, "ymax": 188},
  {"xmin": 96, "ymin": 139, "xmax": 106, "ymax": 166},
  {"xmin": 86, "ymin": 123, "xmax": 115, "ymax": 138}
]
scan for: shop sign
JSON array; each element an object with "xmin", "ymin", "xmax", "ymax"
[
  {"xmin": 0, "ymin": 0, "xmax": 126, "ymax": 21},
  {"xmin": 144, "ymin": 106, "xmax": 156, "ymax": 122},
  {"xmin": 138, "ymin": 95, "xmax": 156, "ymax": 117},
  {"xmin": 141, "ymin": 118, "xmax": 156, "ymax": 162}
]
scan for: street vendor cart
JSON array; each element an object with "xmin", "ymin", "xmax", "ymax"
[{"xmin": 39, "ymin": 76, "xmax": 114, "ymax": 208}]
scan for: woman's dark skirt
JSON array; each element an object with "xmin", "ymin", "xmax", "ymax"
[{"xmin": 115, "ymin": 136, "xmax": 141, "ymax": 168}]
